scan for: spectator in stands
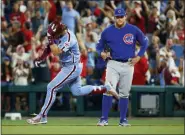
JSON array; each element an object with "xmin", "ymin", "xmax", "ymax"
[
  {"xmin": 8, "ymin": 21, "xmax": 25, "ymax": 48},
  {"xmin": 147, "ymin": 35, "xmax": 161, "ymax": 75},
  {"xmin": 160, "ymin": 0, "xmax": 168, "ymax": 14},
  {"xmin": 31, "ymin": 10, "xmax": 44, "ymax": 34},
  {"xmin": 164, "ymin": 1, "xmax": 181, "ymax": 17},
  {"xmin": 132, "ymin": 45, "xmax": 149, "ymax": 85},
  {"xmin": 97, "ymin": 2, "xmax": 115, "ymax": 25},
  {"xmin": 168, "ymin": 57, "xmax": 181, "ymax": 85},
  {"xmin": 174, "ymin": 18, "xmax": 185, "ymax": 45},
  {"xmin": 1, "ymin": 56, "xmax": 13, "ymax": 86},
  {"xmin": 48, "ymin": 0, "xmax": 56, "ymax": 23},
  {"xmin": 84, "ymin": 24, "xmax": 97, "ymax": 85},
  {"xmin": 157, "ymin": 38, "xmax": 176, "ymax": 85},
  {"xmin": 81, "ymin": 8, "xmax": 96, "ymax": 30},
  {"xmin": 127, "ymin": 1, "xmax": 146, "ymax": 33},
  {"xmin": 154, "ymin": 14, "xmax": 167, "ymax": 45},
  {"xmin": 26, "ymin": 1, "xmax": 34, "ymax": 16},
  {"xmin": 35, "ymin": 1, "xmax": 45, "ymax": 17},
  {"xmin": 171, "ymin": 43, "xmax": 184, "ymax": 69},
  {"xmin": 22, "ymin": 22, "xmax": 33, "ymax": 52},
  {"xmin": 6, "ymin": 44, "xmax": 31, "ymax": 68},
  {"xmin": 156, "ymin": 50, "xmax": 167, "ymax": 86},
  {"xmin": 146, "ymin": 6, "xmax": 159, "ymax": 38},
  {"xmin": 31, "ymin": 36, "xmax": 50, "ymax": 83},
  {"xmin": 9, "ymin": 2, "xmax": 26, "ymax": 26},
  {"xmin": 13, "ymin": 59, "xmax": 30, "ymax": 86},
  {"xmin": 166, "ymin": 9, "xmax": 177, "ymax": 27},
  {"xmin": 157, "ymin": 38, "xmax": 181, "ymax": 86},
  {"xmin": 1, "ymin": 19, "xmax": 9, "ymax": 43},
  {"xmin": 159, "ymin": 38, "xmax": 175, "ymax": 59},
  {"xmin": 62, "ymin": 0, "xmax": 81, "ymax": 33},
  {"xmin": 166, "ymin": 10, "xmax": 178, "ymax": 40}
]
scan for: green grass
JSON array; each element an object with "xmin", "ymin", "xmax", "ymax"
[{"xmin": 2, "ymin": 117, "xmax": 184, "ymax": 134}]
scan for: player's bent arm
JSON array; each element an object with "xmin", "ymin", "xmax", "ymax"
[
  {"xmin": 50, "ymin": 44, "xmax": 63, "ymax": 55},
  {"xmin": 135, "ymin": 27, "xmax": 149, "ymax": 57},
  {"xmin": 37, "ymin": 45, "xmax": 51, "ymax": 61},
  {"xmin": 96, "ymin": 31, "xmax": 106, "ymax": 56}
]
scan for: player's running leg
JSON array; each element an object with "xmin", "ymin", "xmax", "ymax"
[
  {"xmin": 69, "ymin": 75, "xmax": 118, "ymax": 98},
  {"xmin": 27, "ymin": 65, "xmax": 77, "ymax": 125},
  {"xmin": 118, "ymin": 64, "xmax": 134, "ymax": 126},
  {"xmin": 97, "ymin": 65, "xmax": 119, "ymax": 126},
  {"xmin": 97, "ymin": 94, "xmax": 112, "ymax": 126}
]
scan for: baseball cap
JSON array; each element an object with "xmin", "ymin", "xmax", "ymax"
[
  {"xmin": 133, "ymin": 0, "xmax": 141, "ymax": 5},
  {"xmin": 114, "ymin": 8, "xmax": 126, "ymax": 17},
  {"xmin": 3, "ymin": 56, "xmax": 10, "ymax": 61}
]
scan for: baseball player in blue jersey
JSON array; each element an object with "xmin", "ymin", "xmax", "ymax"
[
  {"xmin": 27, "ymin": 19, "xmax": 118, "ymax": 125},
  {"xmin": 96, "ymin": 8, "xmax": 148, "ymax": 126}
]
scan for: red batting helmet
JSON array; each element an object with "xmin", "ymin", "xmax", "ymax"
[{"xmin": 47, "ymin": 18, "xmax": 67, "ymax": 38}]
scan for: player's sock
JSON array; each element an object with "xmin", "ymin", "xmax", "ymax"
[
  {"xmin": 100, "ymin": 95, "xmax": 113, "ymax": 121},
  {"xmin": 119, "ymin": 97, "xmax": 129, "ymax": 122},
  {"xmin": 90, "ymin": 85, "xmax": 107, "ymax": 94}
]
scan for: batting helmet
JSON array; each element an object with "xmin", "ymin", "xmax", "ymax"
[{"xmin": 47, "ymin": 18, "xmax": 67, "ymax": 38}]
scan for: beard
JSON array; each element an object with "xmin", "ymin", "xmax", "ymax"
[{"xmin": 115, "ymin": 21, "xmax": 126, "ymax": 28}]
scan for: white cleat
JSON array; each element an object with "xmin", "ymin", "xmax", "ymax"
[
  {"xmin": 119, "ymin": 121, "xmax": 131, "ymax": 127},
  {"xmin": 27, "ymin": 116, "xmax": 47, "ymax": 125},
  {"xmin": 97, "ymin": 120, "xmax": 109, "ymax": 126}
]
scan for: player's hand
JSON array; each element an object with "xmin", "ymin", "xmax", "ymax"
[
  {"xmin": 129, "ymin": 56, "xmax": 141, "ymax": 66},
  {"xmin": 101, "ymin": 51, "xmax": 112, "ymax": 61},
  {"xmin": 50, "ymin": 44, "xmax": 62, "ymax": 55},
  {"xmin": 34, "ymin": 59, "xmax": 42, "ymax": 67}
]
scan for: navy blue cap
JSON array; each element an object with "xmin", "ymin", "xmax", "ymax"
[
  {"xmin": 114, "ymin": 8, "xmax": 126, "ymax": 16},
  {"xmin": 3, "ymin": 56, "xmax": 10, "ymax": 61}
]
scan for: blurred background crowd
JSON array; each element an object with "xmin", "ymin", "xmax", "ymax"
[{"xmin": 1, "ymin": 0, "xmax": 185, "ymax": 111}]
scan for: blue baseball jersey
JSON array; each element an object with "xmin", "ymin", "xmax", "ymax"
[
  {"xmin": 54, "ymin": 29, "xmax": 80, "ymax": 63},
  {"xmin": 96, "ymin": 23, "xmax": 148, "ymax": 60}
]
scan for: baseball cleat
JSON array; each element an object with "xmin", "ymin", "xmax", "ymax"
[
  {"xmin": 97, "ymin": 120, "xmax": 108, "ymax": 126},
  {"xmin": 119, "ymin": 120, "xmax": 131, "ymax": 127},
  {"xmin": 105, "ymin": 82, "xmax": 119, "ymax": 99},
  {"xmin": 27, "ymin": 116, "xmax": 47, "ymax": 125}
]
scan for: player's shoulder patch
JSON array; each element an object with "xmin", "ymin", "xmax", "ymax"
[{"xmin": 123, "ymin": 33, "xmax": 134, "ymax": 45}]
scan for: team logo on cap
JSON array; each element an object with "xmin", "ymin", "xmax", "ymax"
[
  {"xmin": 118, "ymin": 10, "xmax": 121, "ymax": 13},
  {"xmin": 123, "ymin": 33, "xmax": 134, "ymax": 45}
]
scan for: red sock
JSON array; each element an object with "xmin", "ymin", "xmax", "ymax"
[{"xmin": 90, "ymin": 87, "xmax": 106, "ymax": 95}]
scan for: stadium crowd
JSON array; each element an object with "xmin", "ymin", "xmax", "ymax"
[{"xmin": 1, "ymin": 0, "xmax": 185, "ymax": 111}]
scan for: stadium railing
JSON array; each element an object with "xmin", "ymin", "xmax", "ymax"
[{"xmin": 1, "ymin": 84, "xmax": 185, "ymax": 117}]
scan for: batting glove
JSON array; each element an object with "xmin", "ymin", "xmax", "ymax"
[{"xmin": 34, "ymin": 59, "xmax": 42, "ymax": 67}]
